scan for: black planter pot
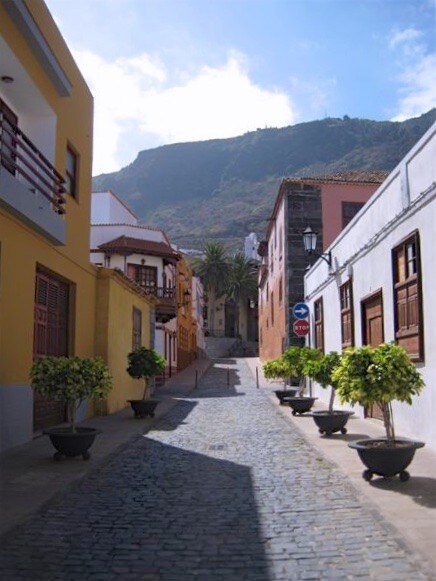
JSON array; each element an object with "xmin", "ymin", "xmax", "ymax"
[
  {"xmin": 312, "ymin": 410, "xmax": 354, "ymax": 436},
  {"xmin": 348, "ymin": 438, "xmax": 425, "ymax": 482},
  {"xmin": 128, "ymin": 399, "xmax": 159, "ymax": 419},
  {"xmin": 274, "ymin": 389, "xmax": 298, "ymax": 405},
  {"xmin": 43, "ymin": 427, "xmax": 101, "ymax": 461},
  {"xmin": 283, "ymin": 396, "xmax": 317, "ymax": 415}
]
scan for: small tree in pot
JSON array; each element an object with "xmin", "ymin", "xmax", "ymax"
[
  {"xmin": 30, "ymin": 356, "xmax": 113, "ymax": 461},
  {"xmin": 264, "ymin": 347, "xmax": 321, "ymax": 414},
  {"xmin": 304, "ymin": 351, "xmax": 354, "ymax": 435},
  {"xmin": 332, "ymin": 342, "xmax": 425, "ymax": 481},
  {"xmin": 263, "ymin": 356, "xmax": 299, "ymax": 403},
  {"xmin": 126, "ymin": 347, "xmax": 166, "ymax": 418}
]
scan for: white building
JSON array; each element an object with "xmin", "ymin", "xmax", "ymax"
[
  {"xmin": 305, "ymin": 121, "xmax": 436, "ymax": 449},
  {"xmin": 91, "ymin": 191, "xmax": 179, "ymax": 376},
  {"xmin": 244, "ymin": 232, "xmax": 260, "ymax": 262}
]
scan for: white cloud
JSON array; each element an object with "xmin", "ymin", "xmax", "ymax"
[
  {"xmin": 392, "ymin": 53, "xmax": 436, "ymax": 121},
  {"xmin": 388, "ymin": 28, "xmax": 436, "ymax": 121},
  {"xmin": 73, "ymin": 49, "xmax": 296, "ymax": 175},
  {"xmin": 389, "ymin": 28, "xmax": 422, "ymax": 49}
]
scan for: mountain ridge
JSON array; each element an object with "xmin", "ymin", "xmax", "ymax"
[{"xmin": 93, "ymin": 110, "xmax": 436, "ymax": 250}]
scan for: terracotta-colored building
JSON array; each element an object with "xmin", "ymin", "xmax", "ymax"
[
  {"xmin": 259, "ymin": 170, "xmax": 388, "ymax": 362},
  {"xmin": 177, "ymin": 257, "xmax": 198, "ymax": 371}
]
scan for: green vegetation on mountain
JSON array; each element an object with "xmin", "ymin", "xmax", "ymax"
[{"xmin": 93, "ymin": 110, "xmax": 436, "ymax": 251}]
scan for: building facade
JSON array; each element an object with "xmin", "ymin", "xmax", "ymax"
[
  {"xmin": 305, "ymin": 122, "xmax": 436, "ymax": 449},
  {"xmin": 258, "ymin": 171, "xmax": 387, "ymax": 362},
  {"xmin": 176, "ymin": 257, "xmax": 199, "ymax": 371},
  {"xmin": 91, "ymin": 191, "xmax": 179, "ymax": 378},
  {"xmin": 0, "ymin": 2, "xmax": 154, "ymax": 452}
]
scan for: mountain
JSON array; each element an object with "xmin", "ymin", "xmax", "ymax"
[{"xmin": 93, "ymin": 110, "xmax": 436, "ymax": 251}]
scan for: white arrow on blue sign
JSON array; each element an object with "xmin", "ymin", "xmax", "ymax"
[{"xmin": 293, "ymin": 302, "xmax": 310, "ymax": 319}]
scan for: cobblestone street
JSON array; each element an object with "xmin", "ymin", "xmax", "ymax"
[{"xmin": 0, "ymin": 359, "xmax": 429, "ymax": 580}]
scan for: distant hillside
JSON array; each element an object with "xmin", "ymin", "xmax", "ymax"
[{"xmin": 93, "ymin": 110, "xmax": 436, "ymax": 251}]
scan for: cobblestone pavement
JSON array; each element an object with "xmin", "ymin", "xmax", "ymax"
[{"xmin": 0, "ymin": 359, "xmax": 429, "ymax": 580}]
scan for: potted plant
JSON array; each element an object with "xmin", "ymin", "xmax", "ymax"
[
  {"xmin": 332, "ymin": 342, "xmax": 425, "ymax": 482},
  {"xmin": 263, "ymin": 356, "xmax": 299, "ymax": 404},
  {"xmin": 30, "ymin": 356, "xmax": 113, "ymax": 461},
  {"xmin": 266, "ymin": 346, "xmax": 321, "ymax": 414},
  {"xmin": 126, "ymin": 347, "xmax": 166, "ymax": 418},
  {"xmin": 304, "ymin": 351, "xmax": 354, "ymax": 436}
]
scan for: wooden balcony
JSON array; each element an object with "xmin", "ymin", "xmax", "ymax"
[
  {"xmin": 0, "ymin": 113, "xmax": 66, "ymax": 244},
  {"xmin": 142, "ymin": 286, "xmax": 177, "ymax": 323}
]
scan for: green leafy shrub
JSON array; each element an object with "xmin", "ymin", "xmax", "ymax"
[
  {"xmin": 332, "ymin": 343, "xmax": 424, "ymax": 443},
  {"xmin": 30, "ymin": 356, "xmax": 113, "ymax": 432},
  {"xmin": 263, "ymin": 346, "xmax": 321, "ymax": 394},
  {"xmin": 304, "ymin": 351, "xmax": 342, "ymax": 413},
  {"xmin": 126, "ymin": 347, "xmax": 166, "ymax": 399},
  {"xmin": 262, "ymin": 357, "xmax": 290, "ymax": 380}
]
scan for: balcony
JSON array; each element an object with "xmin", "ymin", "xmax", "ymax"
[
  {"xmin": 0, "ymin": 113, "xmax": 66, "ymax": 245},
  {"xmin": 258, "ymin": 260, "xmax": 269, "ymax": 287},
  {"xmin": 142, "ymin": 286, "xmax": 177, "ymax": 323}
]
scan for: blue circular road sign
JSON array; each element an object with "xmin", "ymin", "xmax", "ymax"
[{"xmin": 293, "ymin": 302, "xmax": 310, "ymax": 319}]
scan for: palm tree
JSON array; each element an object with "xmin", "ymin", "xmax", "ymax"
[
  {"xmin": 192, "ymin": 242, "xmax": 230, "ymax": 333},
  {"xmin": 226, "ymin": 253, "xmax": 258, "ymax": 338}
]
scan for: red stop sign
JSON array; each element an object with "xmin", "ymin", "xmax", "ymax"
[{"xmin": 293, "ymin": 319, "xmax": 310, "ymax": 337}]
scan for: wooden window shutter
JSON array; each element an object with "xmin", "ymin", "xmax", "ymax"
[
  {"xmin": 392, "ymin": 231, "xmax": 423, "ymax": 361},
  {"xmin": 314, "ymin": 297, "xmax": 324, "ymax": 352},
  {"xmin": 132, "ymin": 307, "xmax": 142, "ymax": 350},
  {"xmin": 34, "ymin": 271, "xmax": 69, "ymax": 359}
]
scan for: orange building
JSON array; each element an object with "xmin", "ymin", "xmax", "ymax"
[{"xmin": 177, "ymin": 257, "xmax": 198, "ymax": 371}]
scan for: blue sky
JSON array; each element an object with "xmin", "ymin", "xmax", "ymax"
[{"xmin": 45, "ymin": 0, "xmax": 436, "ymax": 175}]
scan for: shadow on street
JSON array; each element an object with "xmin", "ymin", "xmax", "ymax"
[{"xmin": 0, "ymin": 436, "xmax": 271, "ymax": 580}]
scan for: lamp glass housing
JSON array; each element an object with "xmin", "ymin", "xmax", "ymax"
[{"xmin": 303, "ymin": 226, "xmax": 317, "ymax": 253}]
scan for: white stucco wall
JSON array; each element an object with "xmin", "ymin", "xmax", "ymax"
[
  {"xmin": 304, "ymin": 121, "xmax": 436, "ymax": 449},
  {"xmin": 91, "ymin": 191, "xmax": 138, "ymax": 225},
  {"xmin": 90, "ymin": 224, "xmax": 166, "ymax": 250}
]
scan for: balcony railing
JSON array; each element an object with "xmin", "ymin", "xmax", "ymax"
[
  {"xmin": 0, "ymin": 113, "xmax": 66, "ymax": 215},
  {"xmin": 141, "ymin": 286, "xmax": 176, "ymax": 300}
]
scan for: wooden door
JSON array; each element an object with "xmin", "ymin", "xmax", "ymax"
[
  {"xmin": 33, "ymin": 270, "xmax": 69, "ymax": 430},
  {"xmin": 361, "ymin": 291, "xmax": 384, "ymax": 420}
]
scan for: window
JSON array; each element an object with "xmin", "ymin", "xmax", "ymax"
[
  {"xmin": 65, "ymin": 145, "xmax": 79, "ymax": 197},
  {"xmin": 279, "ymin": 227, "xmax": 283, "ymax": 259},
  {"xmin": 128, "ymin": 264, "xmax": 158, "ymax": 289},
  {"xmin": 314, "ymin": 297, "xmax": 324, "ymax": 352},
  {"xmin": 342, "ymin": 202, "xmax": 364, "ymax": 228},
  {"xmin": 392, "ymin": 232, "xmax": 423, "ymax": 361},
  {"xmin": 132, "ymin": 307, "xmax": 142, "ymax": 350},
  {"xmin": 279, "ymin": 276, "xmax": 283, "ymax": 305},
  {"xmin": 271, "ymin": 291, "xmax": 274, "ymax": 326},
  {"xmin": 340, "ymin": 280, "xmax": 354, "ymax": 349}
]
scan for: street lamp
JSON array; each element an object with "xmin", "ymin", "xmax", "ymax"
[{"xmin": 302, "ymin": 226, "xmax": 332, "ymax": 267}]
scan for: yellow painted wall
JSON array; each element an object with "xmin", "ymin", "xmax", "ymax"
[
  {"xmin": 94, "ymin": 269, "xmax": 153, "ymax": 414},
  {"xmin": 0, "ymin": 211, "xmax": 97, "ymax": 385},
  {"xmin": 0, "ymin": 0, "xmax": 94, "ymax": 267},
  {"xmin": 0, "ymin": 0, "xmax": 95, "ymax": 386}
]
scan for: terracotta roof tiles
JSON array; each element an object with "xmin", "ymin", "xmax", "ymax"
[
  {"xmin": 98, "ymin": 236, "xmax": 180, "ymax": 259},
  {"xmin": 283, "ymin": 169, "xmax": 389, "ymax": 186}
]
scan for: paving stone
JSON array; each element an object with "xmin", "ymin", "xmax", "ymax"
[{"xmin": 0, "ymin": 359, "xmax": 430, "ymax": 580}]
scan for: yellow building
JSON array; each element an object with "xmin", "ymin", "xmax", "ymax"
[
  {"xmin": 0, "ymin": 0, "xmax": 153, "ymax": 451},
  {"xmin": 177, "ymin": 257, "xmax": 198, "ymax": 371}
]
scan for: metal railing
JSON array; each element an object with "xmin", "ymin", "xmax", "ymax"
[
  {"xmin": 0, "ymin": 113, "xmax": 66, "ymax": 215},
  {"xmin": 142, "ymin": 286, "xmax": 176, "ymax": 301}
]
